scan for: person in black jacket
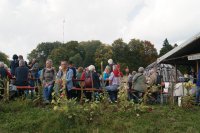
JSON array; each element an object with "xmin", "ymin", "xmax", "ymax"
[
  {"xmin": 68, "ymin": 61, "xmax": 76, "ymax": 79},
  {"xmin": 10, "ymin": 54, "xmax": 19, "ymax": 77},
  {"xmin": 15, "ymin": 60, "xmax": 29, "ymax": 96}
]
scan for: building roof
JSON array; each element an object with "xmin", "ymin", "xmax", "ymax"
[{"xmin": 157, "ymin": 32, "xmax": 200, "ymax": 65}]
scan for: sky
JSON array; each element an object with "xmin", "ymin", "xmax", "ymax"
[{"xmin": 0, "ymin": 0, "xmax": 200, "ymax": 60}]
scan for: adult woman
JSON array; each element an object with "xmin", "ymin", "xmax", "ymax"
[
  {"xmin": 103, "ymin": 66, "xmax": 111, "ymax": 86},
  {"xmin": 105, "ymin": 65, "xmax": 122, "ymax": 102}
]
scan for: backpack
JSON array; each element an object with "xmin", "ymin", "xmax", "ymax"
[
  {"xmin": 85, "ymin": 72, "xmax": 92, "ymax": 88},
  {"xmin": 42, "ymin": 68, "xmax": 55, "ymax": 80}
]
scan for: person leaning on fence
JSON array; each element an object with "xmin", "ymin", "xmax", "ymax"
[
  {"xmin": 65, "ymin": 63, "xmax": 74, "ymax": 99},
  {"xmin": 105, "ymin": 65, "xmax": 122, "ymax": 102},
  {"xmin": 40, "ymin": 59, "xmax": 56, "ymax": 104},
  {"xmin": 132, "ymin": 67, "xmax": 147, "ymax": 103}
]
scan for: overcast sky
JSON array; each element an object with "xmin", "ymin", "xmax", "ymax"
[{"xmin": 0, "ymin": 0, "xmax": 200, "ymax": 60}]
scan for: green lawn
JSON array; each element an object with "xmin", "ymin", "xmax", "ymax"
[{"xmin": 0, "ymin": 100, "xmax": 200, "ymax": 133}]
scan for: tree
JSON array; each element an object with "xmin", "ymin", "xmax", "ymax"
[
  {"xmin": 143, "ymin": 40, "xmax": 158, "ymax": 66},
  {"xmin": 80, "ymin": 40, "xmax": 102, "ymax": 67},
  {"xmin": 95, "ymin": 44, "xmax": 113, "ymax": 71},
  {"xmin": 48, "ymin": 47, "xmax": 69, "ymax": 69},
  {"xmin": 127, "ymin": 39, "xmax": 145, "ymax": 70},
  {"xmin": 69, "ymin": 54, "xmax": 83, "ymax": 67},
  {"xmin": 27, "ymin": 41, "xmax": 62, "ymax": 68},
  {"xmin": 48, "ymin": 41, "xmax": 85, "ymax": 68},
  {"xmin": 159, "ymin": 38, "xmax": 173, "ymax": 57},
  {"xmin": 0, "ymin": 51, "xmax": 9, "ymax": 65}
]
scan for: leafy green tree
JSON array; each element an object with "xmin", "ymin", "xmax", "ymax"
[
  {"xmin": 143, "ymin": 40, "xmax": 158, "ymax": 66},
  {"xmin": 48, "ymin": 47, "xmax": 69, "ymax": 69},
  {"xmin": 80, "ymin": 40, "xmax": 102, "ymax": 67},
  {"xmin": 0, "ymin": 51, "xmax": 9, "ymax": 65},
  {"xmin": 112, "ymin": 39, "xmax": 128, "ymax": 63},
  {"xmin": 159, "ymin": 38, "xmax": 173, "ymax": 57},
  {"xmin": 127, "ymin": 39, "xmax": 145, "ymax": 71},
  {"xmin": 48, "ymin": 41, "xmax": 84, "ymax": 68},
  {"xmin": 27, "ymin": 41, "xmax": 62, "ymax": 68},
  {"xmin": 95, "ymin": 44, "xmax": 113, "ymax": 70},
  {"xmin": 69, "ymin": 53, "xmax": 83, "ymax": 67}
]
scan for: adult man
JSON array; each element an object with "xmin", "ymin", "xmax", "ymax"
[
  {"xmin": 132, "ymin": 67, "xmax": 147, "ymax": 103},
  {"xmin": 18, "ymin": 55, "xmax": 28, "ymax": 67},
  {"xmin": 57, "ymin": 61, "xmax": 74, "ymax": 99},
  {"xmin": 68, "ymin": 61, "xmax": 76, "ymax": 79},
  {"xmin": 56, "ymin": 61, "xmax": 68, "ymax": 95},
  {"xmin": 15, "ymin": 60, "xmax": 29, "ymax": 96},
  {"xmin": 15, "ymin": 60, "xmax": 29, "ymax": 86},
  {"xmin": 29, "ymin": 58, "xmax": 39, "ymax": 78},
  {"xmin": 40, "ymin": 59, "xmax": 56, "ymax": 103}
]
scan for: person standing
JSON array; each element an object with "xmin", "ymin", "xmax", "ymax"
[
  {"xmin": 18, "ymin": 55, "xmax": 28, "ymax": 67},
  {"xmin": 66, "ymin": 63, "xmax": 74, "ymax": 99},
  {"xmin": 15, "ymin": 60, "xmax": 29, "ymax": 96},
  {"xmin": 56, "ymin": 61, "xmax": 68, "ymax": 95},
  {"xmin": 10, "ymin": 54, "xmax": 19, "ymax": 77},
  {"xmin": 132, "ymin": 67, "xmax": 147, "ymax": 103},
  {"xmin": 40, "ymin": 59, "xmax": 56, "ymax": 103},
  {"xmin": 68, "ymin": 61, "xmax": 76, "ymax": 79}
]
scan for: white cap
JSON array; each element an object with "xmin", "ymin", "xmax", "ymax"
[{"xmin": 108, "ymin": 59, "xmax": 113, "ymax": 65}]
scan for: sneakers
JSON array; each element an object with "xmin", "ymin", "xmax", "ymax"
[{"xmin": 43, "ymin": 100, "xmax": 50, "ymax": 104}]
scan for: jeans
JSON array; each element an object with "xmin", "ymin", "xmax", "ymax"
[
  {"xmin": 105, "ymin": 85, "xmax": 119, "ymax": 91},
  {"xmin": 106, "ymin": 85, "xmax": 119, "ymax": 102},
  {"xmin": 195, "ymin": 86, "xmax": 200, "ymax": 103},
  {"xmin": 108, "ymin": 91, "xmax": 118, "ymax": 102},
  {"xmin": 43, "ymin": 85, "xmax": 53, "ymax": 101}
]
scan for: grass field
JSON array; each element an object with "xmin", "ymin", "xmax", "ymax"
[{"xmin": 0, "ymin": 99, "xmax": 200, "ymax": 133}]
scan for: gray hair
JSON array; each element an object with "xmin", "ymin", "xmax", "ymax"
[
  {"xmin": 138, "ymin": 67, "xmax": 144, "ymax": 73},
  {"xmin": 46, "ymin": 59, "xmax": 53, "ymax": 64},
  {"xmin": 0, "ymin": 62, "xmax": 4, "ymax": 67},
  {"xmin": 132, "ymin": 71, "xmax": 137, "ymax": 75},
  {"xmin": 19, "ymin": 60, "xmax": 25, "ymax": 67}
]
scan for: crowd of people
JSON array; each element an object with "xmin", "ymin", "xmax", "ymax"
[
  {"xmin": 0, "ymin": 54, "xmax": 152, "ymax": 104},
  {"xmin": 2, "ymin": 54, "xmax": 200, "ymax": 105}
]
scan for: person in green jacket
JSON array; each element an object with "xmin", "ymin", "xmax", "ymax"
[{"xmin": 132, "ymin": 67, "xmax": 147, "ymax": 102}]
